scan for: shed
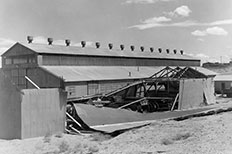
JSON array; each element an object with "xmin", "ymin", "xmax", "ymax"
[
  {"xmin": 214, "ymin": 74, "xmax": 232, "ymax": 96},
  {"xmin": 0, "ymin": 70, "xmax": 67, "ymax": 139}
]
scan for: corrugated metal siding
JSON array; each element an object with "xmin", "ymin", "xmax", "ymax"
[
  {"xmin": 41, "ymin": 54, "xmax": 200, "ymax": 66},
  {"xmin": 0, "ymin": 71, "xmax": 22, "ymax": 139},
  {"xmin": 87, "ymin": 82, "xmax": 100, "ymax": 95},
  {"xmin": 66, "ymin": 84, "xmax": 88, "ymax": 98},
  {"xmin": 98, "ymin": 80, "xmax": 133, "ymax": 94},
  {"xmin": 21, "ymin": 88, "xmax": 67, "ymax": 138}
]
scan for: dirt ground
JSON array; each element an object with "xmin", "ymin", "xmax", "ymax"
[{"xmin": 1, "ymin": 99, "xmax": 232, "ymax": 154}]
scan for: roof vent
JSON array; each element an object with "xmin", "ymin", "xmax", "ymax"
[
  {"xmin": 150, "ymin": 47, "xmax": 154, "ymax": 52},
  {"xmin": 27, "ymin": 36, "xmax": 33, "ymax": 43},
  {"xmin": 65, "ymin": 39, "xmax": 71, "ymax": 46},
  {"xmin": 120, "ymin": 44, "xmax": 124, "ymax": 50},
  {"xmin": 166, "ymin": 49, "xmax": 170, "ymax": 54},
  {"xmin": 48, "ymin": 38, "xmax": 53, "ymax": 45},
  {"xmin": 108, "ymin": 43, "xmax": 113, "ymax": 50},
  {"xmin": 81, "ymin": 41, "xmax": 86, "ymax": 48},
  {"xmin": 180, "ymin": 50, "xmax": 184, "ymax": 55},
  {"xmin": 130, "ymin": 45, "xmax": 135, "ymax": 51},
  {"xmin": 158, "ymin": 48, "xmax": 162, "ymax": 53},
  {"xmin": 140, "ymin": 46, "xmax": 144, "ymax": 52},
  {"xmin": 173, "ymin": 49, "xmax": 177, "ymax": 54},
  {"xmin": 95, "ymin": 42, "xmax": 100, "ymax": 48}
]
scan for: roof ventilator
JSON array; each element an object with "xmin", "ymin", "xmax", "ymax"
[
  {"xmin": 108, "ymin": 43, "xmax": 113, "ymax": 50},
  {"xmin": 130, "ymin": 45, "xmax": 135, "ymax": 51},
  {"xmin": 48, "ymin": 38, "xmax": 53, "ymax": 45},
  {"xmin": 166, "ymin": 49, "xmax": 170, "ymax": 54},
  {"xmin": 180, "ymin": 50, "xmax": 184, "ymax": 55},
  {"xmin": 120, "ymin": 44, "xmax": 124, "ymax": 50},
  {"xmin": 158, "ymin": 48, "xmax": 162, "ymax": 53},
  {"xmin": 140, "ymin": 46, "xmax": 144, "ymax": 52},
  {"xmin": 81, "ymin": 41, "xmax": 86, "ymax": 48},
  {"xmin": 173, "ymin": 49, "xmax": 177, "ymax": 54},
  {"xmin": 150, "ymin": 47, "xmax": 154, "ymax": 52},
  {"xmin": 95, "ymin": 42, "xmax": 100, "ymax": 48},
  {"xmin": 27, "ymin": 36, "xmax": 33, "ymax": 43},
  {"xmin": 65, "ymin": 39, "xmax": 71, "ymax": 46}
]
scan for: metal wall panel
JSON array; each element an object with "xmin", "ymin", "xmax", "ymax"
[
  {"xmin": 41, "ymin": 55, "xmax": 200, "ymax": 67},
  {"xmin": 87, "ymin": 80, "xmax": 134, "ymax": 96},
  {"xmin": 21, "ymin": 88, "xmax": 67, "ymax": 139},
  {"xmin": 66, "ymin": 84, "xmax": 88, "ymax": 98},
  {"xmin": 0, "ymin": 71, "xmax": 22, "ymax": 139}
]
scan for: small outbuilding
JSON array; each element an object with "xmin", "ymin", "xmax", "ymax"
[
  {"xmin": 0, "ymin": 70, "xmax": 67, "ymax": 139},
  {"xmin": 214, "ymin": 74, "xmax": 232, "ymax": 97}
]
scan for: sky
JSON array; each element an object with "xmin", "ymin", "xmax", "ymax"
[{"xmin": 0, "ymin": 0, "xmax": 232, "ymax": 67}]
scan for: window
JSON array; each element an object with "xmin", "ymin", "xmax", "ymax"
[
  {"xmin": 4, "ymin": 55, "xmax": 36, "ymax": 65},
  {"xmin": 13, "ymin": 57, "xmax": 27, "ymax": 64},
  {"xmin": 28, "ymin": 56, "xmax": 36, "ymax": 63},
  {"xmin": 5, "ymin": 58, "xmax": 12, "ymax": 65}
]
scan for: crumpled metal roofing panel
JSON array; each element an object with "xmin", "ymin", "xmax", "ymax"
[
  {"xmin": 21, "ymin": 43, "xmax": 198, "ymax": 60},
  {"xmin": 42, "ymin": 66, "xmax": 215, "ymax": 82}
]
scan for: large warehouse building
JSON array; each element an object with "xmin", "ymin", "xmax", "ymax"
[{"xmin": 1, "ymin": 37, "xmax": 211, "ymax": 99}]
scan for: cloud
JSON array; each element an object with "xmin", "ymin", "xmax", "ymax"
[
  {"xmin": 130, "ymin": 19, "xmax": 232, "ymax": 30},
  {"xmin": 143, "ymin": 16, "xmax": 171, "ymax": 23},
  {"xmin": 187, "ymin": 53, "xmax": 219, "ymax": 64},
  {"xmin": 130, "ymin": 16, "xmax": 171, "ymax": 29},
  {"xmin": 195, "ymin": 53, "xmax": 210, "ymax": 59},
  {"xmin": 167, "ymin": 5, "xmax": 192, "ymax": 17},
  {"xmin": 192, "ymin": 27, "xmax": 228, "ymax": 36},
  {"xmin": 191, "ymin": 30, "xmax": 207, "ymax": 36},
  {"xmin": 123, "ymin": 0, "xmax": 175, "ymax": 4},
  {"xmin": 206, "ymin": 27, "xmax": 228, "ymax": 36}
]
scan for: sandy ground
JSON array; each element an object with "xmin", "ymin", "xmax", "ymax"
[{"xmin": 1, "ymin": 100, "xmax": 232, "ymax": 154}]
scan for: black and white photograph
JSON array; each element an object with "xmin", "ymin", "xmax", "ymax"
[{"xmin": 0, "ymin": 0, "xmax": 232, "ymax": 153}]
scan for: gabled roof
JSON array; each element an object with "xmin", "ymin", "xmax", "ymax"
[
  {"xmin": 2, "ymin": 43, "xmax": 199, "ymax": 61},
  {"xmin": 42, "ymin": 66, "xmax": 216, "ymax": 83},
  {"xmin": 1, "ymin": 43, "xmax": 36, "ymax": 57}
]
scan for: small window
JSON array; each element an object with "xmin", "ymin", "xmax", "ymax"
[
  {"xmin": 5, "ymin": 58, "xmax": 12, "ymax": 65},
  {"xmin": 67, "ymin": 86, "xmax": 76, "ymax": 97},
  {"xmin": 28, "ymin": 56, "xmax": 36, "ymax": 63},
  {"xmin": 13, "ymin": 57, "xmax": 27, "ymax": 64}
]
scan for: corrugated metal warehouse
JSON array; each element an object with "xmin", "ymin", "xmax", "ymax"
[{"xmin": 1, "ymin": 37, "xmax": 211, "ymax": 99}]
